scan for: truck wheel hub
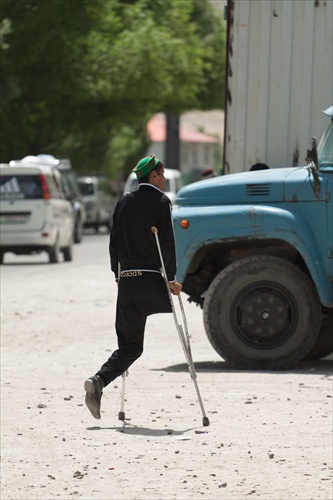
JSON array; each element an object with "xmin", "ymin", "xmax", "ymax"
[{"xmin": 232, "ymin": 285, "xmax": 297, "ymax": 348}]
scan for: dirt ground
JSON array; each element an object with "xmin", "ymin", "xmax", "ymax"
[{"xmin": 1, "ymin": 235, "xmax": 332, "ymax": 500}]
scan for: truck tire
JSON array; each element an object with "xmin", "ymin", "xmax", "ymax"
[
  {"xmin": 203, "ymin": 256, "xmax": 321, "ymax": 370},
  {"xmin": 304, "ymin": 314, "xmax": 333, "ymax": 360}
]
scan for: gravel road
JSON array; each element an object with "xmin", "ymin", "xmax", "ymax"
[{"xmin": 1, "ymin": 232, "xmax": 332, "ymax": 500}]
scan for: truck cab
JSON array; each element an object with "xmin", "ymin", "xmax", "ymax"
[{"xmin": 173, "ymin": 107, "xmax": 333, "ymax": 370}]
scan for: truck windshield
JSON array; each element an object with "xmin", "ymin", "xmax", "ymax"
[{"xmin": 318, "ymin": 121, "xmax": 333, "ymax": 170}]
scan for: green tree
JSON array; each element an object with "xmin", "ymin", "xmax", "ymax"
[{"xmin": 0, "ymin": 0, "xmax": 225, "ymax": 177}]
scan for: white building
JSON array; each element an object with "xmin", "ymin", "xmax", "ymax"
[{"xmin": 146, "ymin": 114, "xmax": 220, "ymax": 183}]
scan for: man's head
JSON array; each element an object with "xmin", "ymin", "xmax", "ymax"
[{"xmin": 133, "ymin": 154, "xmax": 166, "ymax": 191}]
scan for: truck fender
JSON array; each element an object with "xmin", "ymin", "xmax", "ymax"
[{"xmin": 182, "ymin": 205, "xmax": 332, "ymax": 307}]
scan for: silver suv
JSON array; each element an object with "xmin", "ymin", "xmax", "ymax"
[
  {"xmin": 0, "ymin": 162, "xmax": 74, "ymax": 264},
  {"xmin": 36, "ymin": 155, "xmax": 86, "ymax": 244},
  {"xmin": 78, "ymin": 175, "xmax": 116, "ymax": 232}
]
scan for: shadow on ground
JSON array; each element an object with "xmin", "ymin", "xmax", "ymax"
[
  {"xmin": 86, "ymin": 424, "xmax": 198, "ymax": 437},
  {"xmin": 155, "ymin": 358, "xmax": 333, "ymax": 376}
]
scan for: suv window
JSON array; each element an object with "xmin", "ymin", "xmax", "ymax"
[
  {"xmin": 126, "ymin": 178, "xmax": 138, "ymax": 192},
  {"xmin": 78, "ymin": 181, "xmax": 95, "ymax": 196},
  {"xmin": 0, "ymin": 174, "xmax": 43, "ymax": 200},
  {"xmin": 59, "ymin": 170, "xmax": 81, "ymax": 201}
]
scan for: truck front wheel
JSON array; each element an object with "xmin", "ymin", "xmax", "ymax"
[
  {"xmin": 304, "ymin": 313, "xmax": 333, "ymax": 360},
  {"xmin": 203, "ymin": 256, "xmax": 321, "ymax": 370}
]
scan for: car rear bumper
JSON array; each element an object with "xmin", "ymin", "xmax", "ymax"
[{"xmin": 0, "ymin": 226, "xmax": 57, "ymax": 248}]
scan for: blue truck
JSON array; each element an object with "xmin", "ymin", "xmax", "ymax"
[{"xmin": 172, "ymin": 107, "xmax": 333, "ymax": 370}]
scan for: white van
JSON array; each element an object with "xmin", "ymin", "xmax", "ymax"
[
  {"xmin": 124, "ymin": 168, "xmax": 183, "ymax": 205},
  {"xmin": 78, "ymin": 175, "xmax": 116, "ymax": 231},
  {"xmin": 0, "ymin": 162, "xmax": 74, "ymax": 264}
]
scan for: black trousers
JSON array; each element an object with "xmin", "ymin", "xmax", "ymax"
[{"xmin": 97, "ymin": 272, "xmax": 172, "ymax": 386}]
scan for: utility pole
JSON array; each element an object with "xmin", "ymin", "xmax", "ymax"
[{"xmin": 165, "ymin": 115, "xmax": 180, "ymax": 170}]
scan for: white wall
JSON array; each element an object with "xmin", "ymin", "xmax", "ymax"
[{"xmin": 225, "ymin": 0, "xmax": 333, "ymax": 173}]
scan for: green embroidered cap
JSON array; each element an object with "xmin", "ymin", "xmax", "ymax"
[{"xmin": 132, "ymin": 154, "xmax": 160, "ymax": 179}]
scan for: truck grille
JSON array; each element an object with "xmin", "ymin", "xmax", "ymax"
[{"xmin": 245, "ymin": 184, "xmax": 271, "ymax": 196}]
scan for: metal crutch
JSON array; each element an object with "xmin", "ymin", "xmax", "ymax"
[
  {"xmin": 118, "ymin": 370, "xmax": 128, "ymax": 421},
  {"xmin": 117, "ymin": 262, "xmax": 129, "ymax": 422},
  {"xmin": 151, "ymin": 226, "xmax": 210, "ymax": 427}
]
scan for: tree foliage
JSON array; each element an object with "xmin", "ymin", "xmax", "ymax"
[{"xmin": 0, "ymin": 0, "xmax": 225, "ymax": 176}]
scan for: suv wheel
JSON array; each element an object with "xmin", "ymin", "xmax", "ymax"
[
  {"xmin": 203, "ymin": 255, "xmax": 321, "ymax": 370},
  {"xmin": 63, "ymin": 237, "xmax": 73, "ymax": 262},
  {"xmin": 48, "ymin": 238, "xmax": 60, "ymax": 264},
  {"xmin": 74, "ymin": 216, "xmax": 83, "ymax": 243},
  {"xmin": 94, "ymin": 216, "xmax": 100, "ymax": 233}
]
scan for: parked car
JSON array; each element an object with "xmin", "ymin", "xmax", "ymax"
[
  {"xmin": 77, "ymin": 175, "xmax": 116, "ymax": 232},
  {"xmin": 0, "ymin": 161, "xmax": 74, "ymax": 264},
  {"xmin": 55, "ymin": 164, "xmax": 86, "ymax": 243},
  {"xmin": 36, "ymin": 155, "xmax": 86, "ymax": 243},
  {"xmin": 123, "ymin": 168, "xmax": 183, "ymax": 205}
]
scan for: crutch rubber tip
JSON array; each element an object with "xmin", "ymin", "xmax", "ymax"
[
  {"xmin": 118, "ymin": 411, "xmax": 125, "ymax": 421},
  {"xmin": 203, "ymin": 416, "xmax": 210, "ymax": 427}
]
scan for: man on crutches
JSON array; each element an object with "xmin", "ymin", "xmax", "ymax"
[{"xmin": 84, "ymin": 154, "xmax": 182, "ymax": 420}]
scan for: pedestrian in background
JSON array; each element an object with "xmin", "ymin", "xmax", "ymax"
[
  {"xmin": 84, "ymin": 154, "xmax": 182, "ymax": 419},
  {"xmin": 201, "ymin": 167, "xmax": 217, "ymax": 180}
]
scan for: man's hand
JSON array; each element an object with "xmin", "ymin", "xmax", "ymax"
[{"xmin": 169, "ymin": 281, "xmax": 182, "ymax": 296}]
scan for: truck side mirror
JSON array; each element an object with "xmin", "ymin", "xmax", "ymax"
[
  {"xmin": 306, "ymin": 137, "xmax": 318, "ymax": 171},
  {"xmin": 306, "ymin": 136, "xmax": 320, "ymax": 199},
  {"xmin": 311, "ymin": 137, "xmax": 318, "ymax": 170}
]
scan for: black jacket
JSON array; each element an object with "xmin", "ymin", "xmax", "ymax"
[{"xmin": 109, "ymin": 184, "xmax": 177, "ymax": 281}]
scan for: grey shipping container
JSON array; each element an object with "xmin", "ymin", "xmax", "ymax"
[{"xmin": 224, "ymin": 0, "xmax": 333, "ymax": 174}]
